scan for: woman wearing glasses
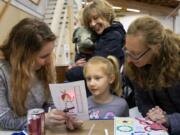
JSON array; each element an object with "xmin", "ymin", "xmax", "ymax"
[{"xmin": 125, "ymin": 16, "xmax": 180, "ymax": 134}]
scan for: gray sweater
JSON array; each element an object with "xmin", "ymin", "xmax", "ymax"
[
  {"xmin": 88, "ymin": 95, "xmax": 129, "ymax": 120},
  {"xmin": 0, "ymin": 60, "xmax": 47, "ymax": 130}
]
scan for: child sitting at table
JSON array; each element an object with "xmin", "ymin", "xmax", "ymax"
[{"xmin": 83, "ymin": 56, "xmax": 129, "ymax": 120}]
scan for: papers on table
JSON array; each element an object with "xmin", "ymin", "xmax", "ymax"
[
  {"xmin": 114, "ymin": 117, "xmax": 169, "ymax": 135},
  {"xmin": 49, "ymin": 80, "xmax": 89, "ymax": 120}
]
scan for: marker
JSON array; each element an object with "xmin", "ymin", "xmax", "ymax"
[
  {"xmin": 88, "ymin": 124, "xmax": 95, "ymax": 135},
  {"xmin": 104, "ymin": 128, "xmax": 109, "ymax": 135}
]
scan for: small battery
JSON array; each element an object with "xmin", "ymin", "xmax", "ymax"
[{"xmin": 27, "ymin": 108, "xmax": 45, "ymax": 135}]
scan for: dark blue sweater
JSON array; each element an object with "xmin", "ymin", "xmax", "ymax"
[
  {"xmin": 134, "ymin": 82, "xmax": 180, "ymax": 135},
  {"xmin": 94, "ymin": 21, "xmax": 125, "ymax": 65}
]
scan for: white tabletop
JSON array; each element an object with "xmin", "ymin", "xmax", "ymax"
[{"xmin": 0, "ymin": 131, "xmax": 14, "ymax": 135}]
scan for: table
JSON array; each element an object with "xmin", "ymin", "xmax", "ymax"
[
  {"xmin": 46, "ymin": 120, "xmax": 113, "ymax": 135},
  {"xmin": 0, "ymin": 131, "xmax": 14, "ymax": 135},
  {"xmin": 0, "ymin": 119, "xmax": 169, "ymax": 135},
  {"xmin": 0, "ymin": 121, "xmax": 112, "ymax": 135}
]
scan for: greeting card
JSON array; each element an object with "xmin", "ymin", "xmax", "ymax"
[{"xmin": 49, "ymin": 80, "xmax": 89, "ymax": 120}]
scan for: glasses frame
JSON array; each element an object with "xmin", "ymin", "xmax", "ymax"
[{"xmin": 124, "ymin": 48, "xmax": 150, "ymax": 61}]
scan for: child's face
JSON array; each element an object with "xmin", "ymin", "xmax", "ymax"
[
  {"xmin": 85, "ymin": 64, "xmax": 114, "ymax": 97},
  {"xmin": 88, "ymin": 10, "xmax": 110, "ymax": 35}
]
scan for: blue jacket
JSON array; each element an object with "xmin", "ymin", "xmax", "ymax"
[
  {"xmin": 75, "ymin": 21, "xmax": 125, "ymax": 64},
  {"xmin": 94, "ymin": 21, "xmax": 125, "ymax": 65},
  {"xmin": 134, "ymin": 82, "xmax": 180, "ymax": 135}
]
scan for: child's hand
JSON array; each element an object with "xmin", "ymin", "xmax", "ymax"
[
  {"xmin": 75, "ymin": 58, "xmax": 86, "ymax": 67},
  {"xmin": 68, "ymin": 58, "xmax": 86, "ymax": 70}
]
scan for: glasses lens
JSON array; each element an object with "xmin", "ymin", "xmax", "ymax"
[{"xmin": 125, "ymin": 48, "xmax": 150, "ymax": 60}]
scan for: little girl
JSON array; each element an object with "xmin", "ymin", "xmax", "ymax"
[{"xmin": 83, "ymin": 56, "xmax": 129, "ymax": 120}]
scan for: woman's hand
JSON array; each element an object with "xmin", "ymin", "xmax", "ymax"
[
  {"xmin": 146, "ymin": 106, "xmax": 169, "ymax": 127},
  {"xmin": 65, "ymin": 113, "xmax": 83, "ymax": 130},
  {"xmin": 45, "ymin": 109, "xmax": 67, "ymax": 128},
  {"xmin": 45, "ymin": 109, "xmax": 83, "ymax": 130}
]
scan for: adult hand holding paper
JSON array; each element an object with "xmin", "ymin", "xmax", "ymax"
[{"xmin": 49, "ymin": 80, "xmax": 89, "ymax": 120}]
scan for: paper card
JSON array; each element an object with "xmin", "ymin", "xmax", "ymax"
[
  {"xmin": 114, "ymin": 117, "xmax": 169, "ymax": 135},
  {"xmin": 49, "ymin": 80, "xmax": 89, "ymax": 120}
]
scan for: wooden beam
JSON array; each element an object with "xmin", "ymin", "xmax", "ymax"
[
  {"xmin": 108, "ymin": 0, "xmax": 178, "ymax": 16},
  {"xmin": 0, "ymin": 0, "xmax": 11, "ymax": 21},
  {"xmin": 67, "ymin": 0, "xmax": 74, "ymax": 61}
]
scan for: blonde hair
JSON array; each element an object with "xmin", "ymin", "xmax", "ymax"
[
  {"xmin": 0, "ymin": 18, "xmax": 56, "ymax": 116},
  {"xmin": 83, "ymin": 0, "xmax": 115, "ymax": 28},
  {"xmin": 83, "ymin": 56, "xmax": 122, "ymax": 96},
  {"xmin": 125, "ymin": 16, "xmax": 180, "ymax": 89}
]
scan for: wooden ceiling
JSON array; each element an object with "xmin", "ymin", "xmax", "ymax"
[
  {"xmin": 108, "ymin": 0, "xmax": 180, "ymax": 16},
  {"xmin": 135, "ymin": 0, "xmax": 179, "ymax": 8},
  {"xmin": 87, "ymin": 0, "xmax": 180, "ymax": 16}
]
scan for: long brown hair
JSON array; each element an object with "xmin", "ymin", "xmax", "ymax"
[
  {"xmin": 125, "ymin": 16, "xmax": 180, "ymax": 90},
  {"xmin": 83, "ymin": 56, "xmax": 122, "ymax": 96},
  {"xmin": 0, "ymin": 18, "xmax": 56, "ymax": 116}
]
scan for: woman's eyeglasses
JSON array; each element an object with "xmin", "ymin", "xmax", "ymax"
[{"xmin": 124, "ymin": 48, "xmax": 150, "ymax": 61}]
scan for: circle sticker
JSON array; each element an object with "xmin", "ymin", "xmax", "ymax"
[{"xmin": 117, "ymin": 126, "xmax": 133, "ymax": 132}]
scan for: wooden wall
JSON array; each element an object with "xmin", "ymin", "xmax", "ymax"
[
  {"xmin": 0, "ymin": 0, "xmax": 33, "ymax": 45},
  {"xmin": 56, "ymin": 66, "xmax": 68, "ymax": 83}
]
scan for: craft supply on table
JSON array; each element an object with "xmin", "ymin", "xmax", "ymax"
[{"xmin": 114, "ymin": 117, "xmax": 168, "ymax": 135}]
